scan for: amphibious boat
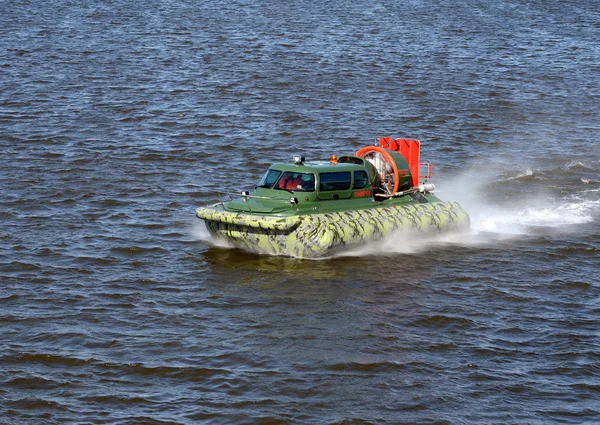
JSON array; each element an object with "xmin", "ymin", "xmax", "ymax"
[{"xmin": 196, "ymin": 138, "xmax": 470, "ymax": 258}]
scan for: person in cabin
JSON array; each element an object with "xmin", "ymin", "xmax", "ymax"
[
  {"xmin": 284, "ymin": 176, "xmax": 303, "ymax": 190},
  {"xmin": 278, "ymin": 174, "xmax": 304, "ymax": 191}
]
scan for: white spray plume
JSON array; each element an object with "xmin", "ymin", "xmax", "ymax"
[
  {"xmin": 439, "ymin": 164, "xmax": 595, "ymax": 233},
  {"xmin": 191, "ymin": 221, "xmax": 211, "ymax": 241},
  {"xmin": 191, "ymin": 221, "xmax": 232, "ymax": 248},
  {"xmin": 338, "ymin": 163, "xmax": 597, "ymax": 258}
]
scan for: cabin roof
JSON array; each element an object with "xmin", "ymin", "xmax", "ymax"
[{"xmin": 268, "ymin": 161, "xmax": 365, "ymax": 174}]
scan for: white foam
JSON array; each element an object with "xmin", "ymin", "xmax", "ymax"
[
  {"xmin": 515, "ymin": 203, "xmax": 594, "ymax": 226},
  {"xmin": 337, "ymin": 227, "xmax": 496, "ymax": 258},
  {"xmin": 512, "ymin": 168, "xmax": 535, "ymax": 179},
  {"xmin": 462, "ymin": 196, "xmax": 595, "ymax": 237},
  {"xmin": 566, "ymin": 160, "xmax": 587, "ymax": 169},
  {"xmin": 190, "ymin": 220, "xmax": 230, "ymax": 248},
  {"xmin": 191, "ymin": 222, "xmax": 230, "ymax": 248},
  {"xmin": 190, "ymin": 221, "xmax": 211, "ymax": 241}
]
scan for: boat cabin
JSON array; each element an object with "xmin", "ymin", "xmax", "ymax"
[{"xmin": 255, "ymin": 155, "xmax": 382, "ymax": 201}]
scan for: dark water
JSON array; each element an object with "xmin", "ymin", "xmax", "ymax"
[{"xmin": 1, "ymin": 0, "xmax": 599, "ymax": 423}]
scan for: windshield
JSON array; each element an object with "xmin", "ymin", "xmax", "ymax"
[{"xmin": 257, "ymin": 169, "xmax": 282, "ymax": 188}]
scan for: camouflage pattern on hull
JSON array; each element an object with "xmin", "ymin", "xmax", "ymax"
[{"xmin": 198, "ymin": 202, "xmax": 470, "ymax": 258}]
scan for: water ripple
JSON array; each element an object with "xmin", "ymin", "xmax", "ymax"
[{"xmin": 1, "ymin": 0, "xmax": 600, "ymax": 423}]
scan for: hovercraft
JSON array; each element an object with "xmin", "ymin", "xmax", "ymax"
[{"xmin": 196, "ymin": 137, "xmax": 470, "ymax": 258}]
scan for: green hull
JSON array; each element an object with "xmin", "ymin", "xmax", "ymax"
[{"xmin": 197, "ymin": 201, "xmax": 470, "ymax": 258}]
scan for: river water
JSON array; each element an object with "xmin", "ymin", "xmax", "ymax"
[{"xmin": 1, "ymin": 1, "xmax": 599, "ymax": 424}]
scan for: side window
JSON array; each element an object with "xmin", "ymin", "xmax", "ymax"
[
  {"xmin": 353, "ymin": 170, "xmax": 369, "ymax": 189},
  {"xmin": 319, "ymin": 171, "xmax": 351, "ymax": 191}
]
